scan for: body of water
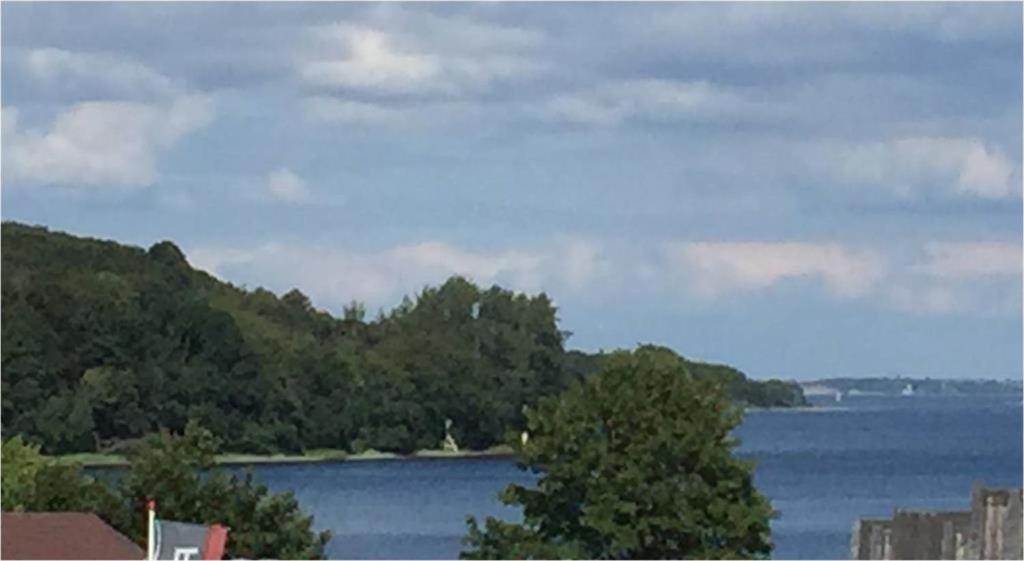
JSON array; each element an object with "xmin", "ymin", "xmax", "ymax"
[{"xmin": 239, "ymin": 394, "xmax": 1019, "ymax": 559}]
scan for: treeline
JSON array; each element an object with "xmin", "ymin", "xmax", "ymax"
[
  {"xmin": 809, "ymin": 377, "xmax": 1021, "ymax": 396},
  {"xmin": 1, "ymin": 222, "xmax": 806, "ymax": 455}
]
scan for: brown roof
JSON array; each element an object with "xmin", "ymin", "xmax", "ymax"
[{"xmin": 2, "ymin": 512, "xmax": 144, "ymax": 560}]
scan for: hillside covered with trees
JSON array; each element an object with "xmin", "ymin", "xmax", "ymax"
[{"xmin": 1, "ymin": 222, "xmax": 807, "ymax": 455}]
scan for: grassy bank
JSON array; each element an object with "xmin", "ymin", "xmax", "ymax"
[{"xmin": 51, "ymin": 445, "xmax": 515, "ymax": 468}]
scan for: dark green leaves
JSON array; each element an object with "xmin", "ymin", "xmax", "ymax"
[
  {"xmin": 462, "ymin": 347, "xmax": 775, "ymax": 560},
  {"xmin": 2, "ymin": 222, "xmax": 804, "ymax": 461},
  {"xmin": 1, "ymin": 425, "xmax": 330, "ymax": 559}
]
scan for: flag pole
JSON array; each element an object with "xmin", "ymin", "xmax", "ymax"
[{"xmin": 147, "ymin": 500, "xmax": 156, "ymax": 561}]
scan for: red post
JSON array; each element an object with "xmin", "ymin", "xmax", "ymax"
[{"xmin": 202, "ymin": 525, "xmax": 228, "ymax": 560}]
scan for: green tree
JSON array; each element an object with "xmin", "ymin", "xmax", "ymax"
[
  {"xmin": 2, "ymin": 221, "xmax": 805, "ymax": 457},
  {"xmin": 0, "ymin": 424, "xmax": 330, "ymax": 560},
  {"xmin": 0, "ymin": 436, "xmax": 129, "ymax": 530},
  {"xmin": 1, "ymin": 436, "xmax": 45, "ymax": 511},
  {"xmin": 343, "ymin": 300, "xmax": 367, "ymax": 322},
  {"xmin": 116, "ymin": 422, "xmax": 331, "ymax": 559},
  {"xmin": 462, "ymin": 346, "xmax": 774, "ymax": 560}
]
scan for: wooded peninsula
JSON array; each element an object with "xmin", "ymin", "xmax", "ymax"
[{"xmin": 1, "ymin": 222, "xmax": 807, "ymax": 457}]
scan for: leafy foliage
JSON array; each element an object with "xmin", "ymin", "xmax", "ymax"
[
  {"xmin": 115, "ymin": 422, "xmax": 331, "ymax": 559},
  {"xmin": 0, "ymin": 436, "xmax": 43, "ymax": 511},
  {"xmin": 685, "ymin": 361, "xmax": 807, "ymax": 408},
  {"xmin": 0, "ymin": 424, "xmax": 330, "ymax": 559},
  {"xmin": 462, "ymin": 346, "xmax": 775, "ymax": 560},
  {"xmin": 0, "ymin": 436, "xmax": 126, "ymax": 524},
  {"xmin": 2, "ymin": 222, "xmax": 805, "ymax": 456}
]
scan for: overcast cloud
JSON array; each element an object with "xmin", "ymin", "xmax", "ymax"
[{"xmin": 2, "ymin": 3, "xmax": 1020, "ymax": 379}]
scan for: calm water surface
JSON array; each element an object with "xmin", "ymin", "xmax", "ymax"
[{"xmin": 244, "ymin": 395, "xmax": 1021, "ymax": 560}]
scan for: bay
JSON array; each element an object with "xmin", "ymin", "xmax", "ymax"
[{"xmin": 239, "ymin": 394, "xmax": 1021, "ymax": 560}]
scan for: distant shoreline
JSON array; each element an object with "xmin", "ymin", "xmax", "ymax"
[
  {"xmin": 745, "ymin": 405, "xmax": 823, "ymax": 413},
  {"xmin": 54, "ymin": 446, "xmax": 516, "ymax": 468}
]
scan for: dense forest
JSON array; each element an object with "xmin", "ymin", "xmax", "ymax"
[{"xmin": 1, "ymin": 222, "xmax": 806, "ymax": 455}]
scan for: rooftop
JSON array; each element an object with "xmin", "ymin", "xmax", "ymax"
[{"xmin": 1, "ymin": 512, "xmax": 144, "ymax": 560}]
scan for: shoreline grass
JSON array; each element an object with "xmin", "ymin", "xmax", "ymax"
[
  {"xmin": 50, "ymin": 445, "xmax": 515, "ymax": 468},
  {"xmin": 52, "ymin": 452, "xmax": 131, "ymax": 467}
]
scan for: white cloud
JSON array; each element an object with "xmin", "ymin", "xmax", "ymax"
[
  {"xmin": 957, "ymin": 144, "xmax": 1017, "ymax": 198},
  {"xmin": 831, "ymin": 136, "xmax": 1018, "ymax": 199},
  {"xmin": 885, "ymin": 241, "xmax": 1021, "ymax": 315},
  {"xmin": 303, "ymin": 96, "xmax": 489, "ymax": 128},
  {"xmin": 885, "ymin": 284, "xmax": 960, "ymax": 315},
  {"xmin": 187, "ymin": 238, "xmax": 606, "ymax": 312},
  {"xmin": 267, "ymin": 168, "xmax": 311, "ymax": 203},
  {"xmin": 391, "ymin": 241, "xmax": 545, "ymax": 290},
  {"xmin": 665, "ymin": 241, "xmax": 885, "ymax": 298},
  {"xmin": 3, "ymin": 95, "xmax": 213, "ymax": 188},
  {"xmin": 884, "ymin": 275, "xmax": 1016, "ymax": 317},
  {"xmin": 298, "ymin": 12, "xmax": 545, "ymax": 99},
  {"xmin": 659, "ymin": 239, "xmax": 1019, "ymax": 315},
  {"xmin": 3, "ymin": 46, "xmax": 213, "ymax": 189},
  {"xmin": 186, "ymin": 236, "xmax": 1018, "ymax": 318},
  {"xmin": 300, "ymin": 27, "xmax": 442, "ymax": 95},
  {"xmin": 631, "ymin": 4, "xmax": 1017, "ymax": 69},
  {"xmin": 539, "ymin": 80, "xmax": 777, "ymax": 127},
  {"xmin": 187, "ymin": 242, "xmax": 539, "ymax": 311},
  {"xmin": 557, "ymin": 238, "xmax": 610, "ymax": 290},
  {"xmin": 304, "ymin": 96, "xmax": 420, "ymax": 126},
  {"xmin": 24, "ymin": 48, "xmax": 178, "ymax": 100},
  {"xmin": 916, "ymin": 242, "xmax": 1022, "ymax": 280}
]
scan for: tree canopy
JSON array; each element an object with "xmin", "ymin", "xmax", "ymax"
[
  {"xmin": 462, "ymin": 346, "xmax": 775, "ymax": 560},
  {"xmin": 2, "ymin": 222, "xmax": 806, "ymax": 456},
  {"xmin": 0, "ymin": 424, "xmax": 330, "ymax": 559}
]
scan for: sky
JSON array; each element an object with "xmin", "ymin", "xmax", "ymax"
[{"xmin": 2, "ymin": 3, "xmax": 1022, "ymax": 380}]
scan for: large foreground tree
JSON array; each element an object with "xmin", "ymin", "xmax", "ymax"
[
  {"xmin": 462, "ymin": 346, "xmax": 774, "ymax": 559},
  {"xmin": 1, "ymin": 423, "xmax": 330, "ymax": 559}
]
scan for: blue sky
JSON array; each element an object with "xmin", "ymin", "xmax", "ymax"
[{"xmin": 2, "ymin": 3, "xmax": 1021, "ymax": 379}]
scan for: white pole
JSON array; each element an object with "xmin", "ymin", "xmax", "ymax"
[{"xmin": 147, "ymin": 500, "xmax": 156, "ymax": 561}]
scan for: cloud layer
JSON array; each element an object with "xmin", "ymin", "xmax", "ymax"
[
  {"xmin": 266, "ymin": 168, "xmax": 311, "ymax": 203},
  {"xmin": 298, "ymin": 12, "xmax": 544, "ymax": 98},
  {"xmin": 3, "ymin": 96, "xmax": 212, "ymax": 188},
  {"xmin": 187, "ymin": 237, "xmax": 1020, "ymax": 320},
  {"xmin": 666, "ymin": 242, "xmax": 884, "ymax": 298},
  {"xmin": 831, "ymin": 137, "xmax": 1018, "ymax": 199},
  {"xmin": 189, "ymin": 240, "xmax": 556, "ymax": 311},
  {"xmin": 3, "ymin": 48, "xmax": 213, "ymax": 189},
  {"xmin": 2, "ymin": 3, "xmax": 1020, "ymax": 377}
]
